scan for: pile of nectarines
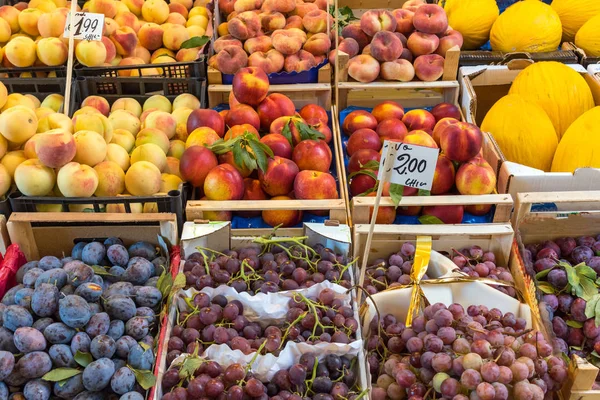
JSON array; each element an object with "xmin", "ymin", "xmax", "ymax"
[
  {"xmin": 179, "ymin": 67, "xmax": 339, "ymax": 227},
  {"xmin": 0, "ymin": 0, "xmax": 211, "ymax": 72},
  {"xmin": 210, "ymin": 0, "xmax": 333, "ymax": 75},
  {"xmin": 337, "ymin": 1, "xmax": 463, "ymax": 83},
  {"xmin": 342, "ymin": 100, "xmax": 496, "ymax": 224}
]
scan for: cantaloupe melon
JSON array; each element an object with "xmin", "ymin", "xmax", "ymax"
[
  {"xmin": 551, "ymin": 107, "xmax": 600, "ymax": 172},
  {"xmin": 551, "ymin": 0, "xmax": 600, "ymax": 42},
  {"xmin": 509, "ymin": 62, "xmax": 595, "ymax": 139},
  {"xmin": 575, "ymin": 13, "xmax": 600, "ymax": 57},
  {"xmin": 490, "ymin": 1, "xmax": 562, "ymax": 52},
  {"xmin": 481, "ymin": 94, "xmax": 558, "ymax": 172},
  {"xmin": 443, "ymin": 0, "xmax": 499, "ymax": 50}
]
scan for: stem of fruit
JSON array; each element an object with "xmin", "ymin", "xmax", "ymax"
[
  {"xmin": 245, "ymin": 340, "xmax": 267, "ymax": 374},
  {"xmin": 304, "ymin": 356, "xmax": 320, "ymax": 397},
  {"xmin": 280, "ymin": 311, "xmax": 308, "ymax": 347}
]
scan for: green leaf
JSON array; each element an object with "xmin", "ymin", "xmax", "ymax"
[
  {"xmin": 231, "ymin": 142, "xmax": 246, "ymax": 169},
  {"xmin": 418, "ymin": 189, "xmax": 430, "ymax": 196},
  {"xmin": 419, "ymin": 215, "xmax": 445, "ymax": 225},
  {"xmin": 128, "ymin": 367, "xmax": 156, "ymax": 390},
  {"xmin": 281, "ymin": 122, "xmax": 294, "ymax": 147},
  {"xmin": 586, "ymin": 294, "xmax": 600, "ymax": 319},
  {"xmin": 139, "ymin": 341, "xmax": 151, "ymax": 351},
  {"xmin": 360, "ymin": 160, "xmax": 380, "ymax": 170},
  {"xmin": 156, "ymin": 270, "xmax": 173, "ymax": 299},
  {"xmin": 579, "ymin": 277, "xmax": 598, "ymax": 301},
  {"xmin": 563, "ymin": 263, "xmax": 581, "ymax": 296},
  {"xmin": 595, "ymin": 298, "xmax": 600, "ymax": 327},
  {"xmin": 91, "ymin": 265, "xmax": 113, "ymax": 276},
  {"xmin": 348, "ymin": 169, "xmax": 377, "ymax": 180},
  {"xmin": 537, "ymin": 281, "xmax": 556, "ymax": 294},
  {"xmin": 74, "ymin": 351, "xmax": 92, "ymax": 368},
  {"xmin": 566, "ymin": 320, "xmax": 584, "ymax": 328},
  {"xmin": 179, "ymin": 356, "xmax": 203, "ymax": 380},
  {"xmin": 560, "ymin": 352, "xmax": 571, "ymax": 365},
  {"xmin": 576, "ymin": 263, "xmax": 598, "ymax": 280},
  {"xmin": 173, "ymin": 272, "xmax": 186, "ymax": 290},
  {"xmin": 256, "ymin": 141, "xmax": 274, "ymax": 158},
  {"xmin": 389, "ymin": 184, "xmax": 404, "ymax": 208},
  {"xmin": 249, "ymin": 138, "xmax": 269, "ymax": 173},
  {"xmin": 180, "ymin": 35, "xmax": 210, "ymax": 49},
  {"xmin": 42, "ymin": 368, "xmax": 81, "ymax": 382},
  {"xmin": 535, "ymin": 268, "xmax": 554, "ymax": 280},
  {"xmin": 295, "ymin": 121, "xmax": 325, "ymax": 141}
]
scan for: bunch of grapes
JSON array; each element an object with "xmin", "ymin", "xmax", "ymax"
[
  {"xmin": 367, "ymin": 302, "xmax": 567, "ymax": 400},
  {"xmin": 363, "ymin": 243, "xmax": 420, "ymax": 295},
  {"xmin": 182, "ymin": 240, "xmax": 353, "ymax": 294},
  {"xmin": 168, "ymin": 289, "xmax": 358, "ymax": 366},
  {"xmin": 161, "ymin": 354, "xmax": 362, "ymax": 400},
  {"xmin": 444, "ymin": 246, "xmax": 517, "ymax": 298}
]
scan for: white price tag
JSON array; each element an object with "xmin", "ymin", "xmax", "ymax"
[
  {"xmin": 377, "ymin": 140, "xmax": 439, "ymax": 190},
  {"xmin": 63, "ymin": 12, "xmax": 104, "ymax": 41}
]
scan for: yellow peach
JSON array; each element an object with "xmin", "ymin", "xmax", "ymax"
[
  {"xmin": 94, "ymin": 160, "xmax": 125, "ymax": 196},
  {"xmin": 17, "ymin": 8, "xmax": 42, "ymax": 36},
  {"xmin": 125, "ymin": 160, "xmax": 161, "ymax": 196},
  {"xmin": 110, "ymin": 128, "xmax": 136, "ymax": 152},
  {"xmin": 108, "ymin": 109, "xmax": 140, "ymax": 135},
  {"xmin": 130, "ymin": 143, "xmax": 167, "ymax": 171},
  {"xmin": 1, "ymin": 150, "xmax": 27, "ymax": 178},
  {"xmin": 37, "ymin": 113, "xmax": 73, "ymax": 133},
  {"xmin": 2, "ymin": 93, "xmax": 35, "ymax": 111},
  {"xmin": 73, "ymin": 130, "xmax": 107, "ymax": 166},
  {"xmin": 75, "ymin": 40, "xmax": 107, "ymax": 67},
  {"xmin": 0, "ymin": 105, "xmax": 37, "ymax": 144},
  {"xmin": 165, "ymin": 156, "xmax": 181, "ymax": 177},
  {"xmin": 0, "ymin": 164, "xmax": 10, "ymax": 197},
  {"xmin": 36, "ymin": 37, "xmax": 68, "ymax": 66},
  {"xmin": 104, "ymin": 143, "xmax": 130, "ymax": 171},
  {"xmin": 25, "ymin": 94, "xmax": 41, "ymax": 109},
  {"xmin": 57, "ymin": 162, "xmax": 98, "ymax": 197},
  {"xmin": 14, "ymin": 158, "xmax": 56, "ymax": 196},
  {"xmin": 142, "ymin": 110, "xmax": 176, "ymax": 139},
  {"xmin": 160, "ymin": 173, "xmax": 182, "ymax": 192},
  {"xmin": 40, "ymin": 93, "xmax": 64, "ymax": 112},
  {"xmin": 5, "ymin": 36, "xmax": 37, "ymax": 67},
  {"xmin": 167, "ymin": 140, "xmax": 185, "ymax": 159},
  {"xmin": 111, "ymin": 97, "xmax": 142, "ymax": 117},
  {"xmin": 141, "ymin": 0, "xmax": 169, "ymax": 24},
  {"xmin": 0, "ymin": 82, "xmax": 7, "ymax": 110},
  {"xmin": 37, "ymin": 9, "xmax": 67, "ymax": 37},
  {"xmin": 143, "ymin": 95, "xmax": 171, "ymax": 113},
  {"xmin": 135, "ymin": 127, "xmax": 169, "ymax": 153},
  {"xmin": 0, "ymin": 17, "xmax": 11, "ymax": 42},
  {"xmin": 0, "ymin": 6, "xmax": 21, "ymax": 34},
  {"xmin": 88, "ymin": 0, "xmax": 117, "ymax": 18}
]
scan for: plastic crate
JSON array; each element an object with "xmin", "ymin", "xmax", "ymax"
[{"xmin": 0, "ymin": 64, "xmax": 67, "ymax": 79}]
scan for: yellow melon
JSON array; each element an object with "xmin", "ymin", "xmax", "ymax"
[
  {"xmin": 509, "ymin": 62, "xmax": 594, "ymax": 139},
  {"xmin": 443, "ymin": 0, "xmax": 499, "ymax": 50},
  {"xmin": 551, "ymin": 107, "xmax": 600, "ymax": 172},
  {"xmin": 481, "ymin": 94, "xmax": 557, "ymax": 172},
  {"xmin": 551, "ymin": 0, "xmax": 600, "ymax": 42},
  {"xmin": 490, "ymin": 1, "xmax": 562, "ymax": 52},
  {"xmin": 575, "ymin": 13, "xmax": 600, "ymax": 56}
]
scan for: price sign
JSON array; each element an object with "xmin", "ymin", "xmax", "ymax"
[
  {"xmin": 63, "ymin": 12, "xmax": 104, "ymax": 41},
  {"xmin": 377, "ymin": 140, "xmax": 439, "ymax": 190}
]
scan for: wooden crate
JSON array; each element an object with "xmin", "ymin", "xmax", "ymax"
[
  {"xmin": 511, "ymin": 191, "xmax": 600, "ymax": 399},
  {"xmin": 208, "ymin": 83, "xmax": 332, "ymax": 108},
  {"xmin": 207, "ymin": 64, "xmax": 332, "ymax": 85}
]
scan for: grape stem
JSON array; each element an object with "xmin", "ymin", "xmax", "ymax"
[{"xmin": 293, "ymin": 292, "xmax": 337, "ymax": 341}]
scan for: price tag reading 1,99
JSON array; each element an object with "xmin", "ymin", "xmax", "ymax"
[
  {"xmin": 377, "ymin": 140, "xmax": 439, "ymax": 190},
  {"xmin": 63, "ymin": 12, "xmax": 105, "ymax": 41}
]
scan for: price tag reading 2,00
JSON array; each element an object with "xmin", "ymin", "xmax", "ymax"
[
  {"xmin": 377, "ymin": 140, "xmax": 439, "ymax": 190},
  {"xmin": 63, "ymin": 12, "xmax": 105, "ymax": 41}
]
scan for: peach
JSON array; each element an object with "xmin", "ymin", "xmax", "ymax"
[
  {"xmin": 262, "ymin": 196, "xmax": 303, "ymax": 227},
  {"xmin": 302, "ymin": 9, "xmax": 332, "ymax": 33},
  {"xmin": 284, "ymin": 50, "xmax": 316, "ymax": 73},
  {"xmin": 82, "ymin": 96, "xmax": 110, "ymax": 117},
  {"xmin": 137, "ymin": 23, "xmax": 164, "ymax": 51},
  {"xmin": 188, "ymin": 6, "xmax": 209, "ymax": 18},
  {"xmin": 142, "ymin": 0, "xmax": 170, "ymax": 24},
  {"xmin": 114, "ymin": 11, "xmax": 138, "ymax": 31},
  {"xmin": 362, "ymin": 45, "xmax": 372, "ymax": 55},
  {"xmin": 0, "ymin": 6, "xmax": 20, "ymax": 34},
  {"xmin": 168, "ymin": 140, "xmax": 186, "ymax": 159},
  {"xmin": 93, "ymin": 160, "xmax": 126, "ymax": 196},
  {"xmin": 17, "ymin": 8, "xmax": 41, "ymax": 36},
  {"xmin": 270, "ymin": 115, "xmax": 303, "ymax": 144},
  {"xmin": 402, "ymin": 109, "xmax": 436, "ymax": 131},
  {"xmin": 239, "ymin": 178, "xmax": 268, "ymax": 217},
  {"xmin": 370, "ymin": 31, "xmax": 403, "ymax": 62},
  {"xmin": 23, "ymin": 135, "xmax": 40, "ymax": 160},
  {"xmin": 116, "ymin": 57, "xmax": 144, "ymax": 76},
  {"xmin": 432, "ymin": 117, "xmax": 458, "ymax": 145},
  {"xmin": 306, "ymin": 118, "xmax": 331, "ymax": 143},
  {"xmin": 160, "ymin": 173, "xmax": 183, "ymax": 193},
  {"xmin": 224, "ymin": 124, "xmax": 259, "ymax": 140},
  {"xmin": 165, "ymin": 156, "xmax": 181, "ymax": 178},
  {"xmin": 346, "ymin": 128, "xmax": 380, "ymax": 156},
  {"xmin": 258, "ymin": 156, "xmax": 299, "ymax": 196},
  {"xmin": 37, "ymin": 9, "xmax": 65, "ymax": 38},
  {"xmin": 380, "ymin": 59, "xmax": 415, "ymax": 82},
  {"xmin": 125, "ymin": 160, "xmax": 162, "ymax": 195},
  {"xmin": 218, "ymin": 150, "xmax": 253, "ymax": 178},
  {"xmin": 173, "ymin": 94, "xmax": 200, "ymax": 111},
  {"xmin": 407, "ymin": 32, "xmax": 439, "ymax": 56},
  {"xmin": 329, "ymin": 37, "xmax": 359, "ymax": 66},
  {"xmin": 299, "ymin": 104, "xmax": 328, "ymax": 124},
  {"xmin": 261, "ymin": 0, "xmax": 295, "ymax": 14},
  {"xmin": 437, "ymin": 29, "xmax": 463, "ymax": 57},
  {"xmin": 103, "ymin": 18, "xmax": 118, "ymax": 37},
  {"xmin": 292, "ymin": 139, "xmax": 331, "ymax": 172},
  {"xmin": 131, "ymin": 143, "xmax": 167, "ymax": 171},
  {"xmin": 35, "ymin": 129, "xmax": 76, "ymax": 168},
  {"xmin": 248, "ymin": 49, "xmax": 285, "ymax": 74},
  {"xmin": 456, "ymin": 155, "xmax": 496, "ymax": 195},
  {"xmin": 366, "ymin": 192, "xmax": 397, "ymax": 223},
  {"xmin": 422, "ymin": 205, "xmax": 464, "ymax": 224},
  {"xmin": 272, "ymin": 28, "xmax": 306, "ymax": 55},
  {"xmin": 233, "ymin": 0, "xmax": 259, "ymax": 13},
  {"xmin": 186, "ymin": 127, "xmax": 220, "ymax": 148},
  {"xmin": 107, "ymin": 110, "xmax": 140, "ymax": 136},
  {"xmin": 0, "ymin": 164, "xmax": 9, "ymax": 197},
  {"xmin": 260, "ymin": 133, "xmax": 292, "ymax": 159},
  {"xmin": 110, "ymin": 129, "xmax": 135, "ymax": 152},
  {"xmin": 219, "ymin": 0, "xmax": 235, "ymax": 15},
  {"xmin": 294, "ymin": 170, "xmax": 338, "ymax": 200},
  {"xmin": 0, "ymin": 105, "xmax": 37, "ymax": 144},
  {"xmin": 431, "ymin": 154, "xmax": 455, "ymax": 195},
  {"xmin": 360, "ymin": 9, "xmax": 396, "ymax": 37},
  {"xmin": 257, "ymin": 93, "xmax": 296, "ymax": 131},
  {"xmin": 110, "ymin": 26, "xmax": 138, "ymax": 56},
  {"xmin": 371, "ymin": 101, "xmax": 404, "ymax": 122},
  {"xmin": 348, "ymin": 149, "xmax": 380, "ymax": 174},
  {"xmin": 42, "ymin": 94, "xmax": 64, "ymax": 112},
  {"xmin": 187, "ymin": 109, "xmax": 225, "ymax": 138},
  {"xmin": 403, "ymin": 0, "xmax": 426, "ymax": 12},
  {"xmin": 215, "ymin": 45, "xmax": 248, "ymax": 74},
  {"xmin": 431, "ymin": 103, "xmax": 460, "ymax": 122},
  {"xmin": 348, "ymin": 54, "xmax": 380, "ymax": 83},
  {"xmin": 244, "ymin": 36, "xmax": 272, "ymax": 54},
  {"xmin": 2, "ymin": 94, "xmax": 35, "ymax": 112},
  {"xmin": 2, "ymin": 150, "xmax": 27, "ymax": 178},
  {"xmin": 413, "ymin": 4, "xmax": 447, "ymax": 35},
  {"xmin": 260, "ymin": 11, "xmax": 285, "ymax": 31},
  {"xmin": 341, "ymin": 23, "xmax": 369, "ymax": 51},
  {"xmin": 439, "ymin": 121, "xmax": 482, "ymax": 162},
  {"xmin": 225, "ymin": 105, "xmax": 261, "ymax": 131},
  {"xmin": 303, "ymin": 32, "xmax": 330, "ymax": 56},
  {"xmin": 228, "ymin": 11, "xmax": 261, "ymax": 40},
  {"xmin": 73, "ymin": 130, "xmax": 107, "ymax": 166},
  {"xmin": 162, "ymin": 23, "xmax": 190, "ymax": 50},
  {"xmin": 198, "ymin": 201, "xmax": 232, "ymax": 221},
  {"xmin": 176, "ymin": 46, "xmax": 202, "ymax": 62},
  {"xmin": 143, "ymin": 95, "xmax": 171, "ymax": 112},
  {"xmin": 166, "ymin": 12, "xmax": 187, "ymax": 25},
  {"xmin": 342, "ymin": 110, "xmax": 377, "ymax": 135},
  {"xmin": 214, "ymin": 35, "xmax": 243, "ymax": 52},
  {"xmin": 179, "ymin": 145, "xmax": 218, "ymax": 187},
  {"xmin": 75, "ymin": 40, "xmax": 107, "ymax": 67},
  {"xmin": 376, "ymin": 118, "xmax": 408, "ymax": 143},
  {"xmin": 391, "ymin": 9, "xmax": 414, "ymax": 36},
  {"xmin": 131, "ymin": 46, "xmax": 152, "ymax": 64},
  {"xmin": 123, "ymin": 0, "xmax": 144, "ymax": 15},
  {"xmin": 204, "ymin": 163, "xmax": 245, "ymax": 200},
  {"xmin": 395, "ymin": 32, "xmax": 408, "ymax": 47},
  {"xmin": 136, "ymin": 128, "xmax": 169, "ymax": 154},
  {"xmin": 14, "ymin": 159, "xmax": 55, "ymax": 196},
  {"xmin": 414, "ymin": 54, "xmax": 444, "ymax": 82},
  {"xmin": 143, "ymin": 111, "xmax": 176, "ymax": 139},
  {"xmin": 56, "ymin": 162, "xmax": 98, "ymax": 197},
  {"xmin": 37, "ymin": 113, "xmax": 73, "ymax": 133},
  {"xmin": 294, "ymin": 2, "xmax": 317, "ymax": 18},
  {"xmin": 88, "ymin": 0, "xmax": 117, "ymax": 18},
  {"xmin": 36, "ymin": 37, "xmax": 67, "ymax": 66},
  {"xmin": 285, "ymin": 15, "xmax": 303, "ymax": 30},
  {"xmin": 112, "ymin": 98, "xmax": 142, "ymax": 117},
  {"xmin": 403, "ymin": 129, "xmax": 438, "ymax": 148},
  {"xmin": 105, "ymin": 143, "xmax": 130, "ymax": 171},
  {"xmin": 35, "ymin": 107, "xmax": 55, "ymax": 122},
  {"xmin": 5, "ymin": 36, "xmax": 37, "ymax": 67}
]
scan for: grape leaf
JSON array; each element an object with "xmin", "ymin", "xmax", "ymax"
[
  {"xmin": 180, "ymin": 35, "xmax": 210, "ymax": 49},
  {"xmin": 42, "ymin": 368, "xmax": 81, "ymax": 382},
  {"xmin": 128, "ymin": 367, "xmax": 156, "ymax": 390},
  {"xmin": 419, "ymin": 215, "xmax": 445, "ymax": 225},
  {"xmin": 389, "ymin": 183, "xmax": 404, "ymax": 208},
  {"xmin": 585, "ymin": 294, "xmax": 600, "ymax": 319},
  {"xmin": 537, "ymin": 281, "xmax": 556, "ymax": 294},
  {"xmin": 74, "ymin": 351, "xmax": 92, "ymax": 367},
  {"xmin": 566, "ymin": 320, "xmax": 583, "ymax": 328}
]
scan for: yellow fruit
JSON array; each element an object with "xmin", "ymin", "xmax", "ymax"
[
  {"xmin": 5, "ymin": 36, "xmax": 37, "ymax": 67},
  {"xmin": 0, "ymin": 105, "xmax": 38, "ymax": 144},
  {"xmin": 490, "ymin": 1, "xmax": 562, "ymax": 52},
  {"xmin": 575, "ymin": 13, "xmax": 600, "ymax": 56},
  {"xmin": 481, "ymin": 94, "xmax": 557, "ymax": 172},
  {"xmin": 443, "ymin": 0, "xmax": 498, "ymax": 50},
  {"xmin": 509, "ymin": 61, "xmax": 595, "ymax": 139},
  {"xmin": 552, "ymin": 107, "xmax": 600, "ymax": 172},
  {"xmin": 551, "ymin": 0, "xmax": 600, "ymax": 42}
]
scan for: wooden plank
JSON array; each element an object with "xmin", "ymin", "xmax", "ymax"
[
  {"xmin": 0, "ymin": 215, "xmax": 9, "ymax": 255},
  {"xmin": 208, "ymin": 83, "xmax": 332, "ymax": 108},
  {"xmin": 6, "ymin": 220, "xmax": 38, "ymax": 261},
  {"xmin": 332, "ymin": 104, "xmax": 352, "ymax": 227}
]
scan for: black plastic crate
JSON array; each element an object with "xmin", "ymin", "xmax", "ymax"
[
  {"xmin": 0, "ymin": 64, "xmax": 67, "ymax": 79},
  {"xmin": 459, "ymin": 49, "xmax": 579, "ymax": 66}
]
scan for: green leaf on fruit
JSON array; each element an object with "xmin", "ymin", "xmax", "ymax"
[
  {"xmin": 360, "ymin": 160, "xmax": 380, "ymax": 170},
  {"xmin": 179, "ymin": 356, "xmax": 203, "ymax": 380},
  {"xmin": 576, "ymin": 263, "xmax": 598, "ymax": 280},
  {"xmin": 418, "ymin": 215, "xmax": 445, "ymax": 225},
  {"xmin": 580, "ymin": 277, "xmax": 598, "ymax": 301},
  {"xmin": 249, "ymin": 139, "xmax": 269, "ymax": 173},
  {"xmin": 281, "ymin": 123, "xmax": 294, "ymax": 147},
  {"xmin": 295, "ymin": 121, "xmax": 325, "ymax": 141},
  {"xmin": 563, "ymin": 262, "xmax": 581, "ymax": 296},
  {"xmin": 537, "ymin": 281, "xmax": 556, "ymax": 294},
  {"xmin": 139, "ymin": 341, "xmax": 151, "ymax": 351},
  {"xmin": 418, "ymin": 189, "xmax": 430, "ymax": 196},
  {"xmin": 74, "ymin": 351, "xmax": 93, "ymax": 367},
  {"xmin": 348, "ymin": 169, "xmax": 377, "ymax": 180},
  {"xmin": 595, "ymin": 298, "xmax": 600, "ymax": 327},
  {"xmin": 180, "ymin": 35, "xmax": 210, "ymax": 49},
  {"xmin": 42, "ymin": 368, "xmax": 81, "ymax": 382},
  {"xmin": 535, "ymin": 268, "xmax": 554, "ymax": 280},
  {"xmin": 91, "ymin": 265, "xmax": 113, "ymax": 276},
  {"xmin": 157, "ymin": 270, "xmax": 173, "ymax": 299},
  {"xmin": 389, "ymin": 183, "xmax": 404, "ymax": 208},
  {"xmin": 128, "ymin": 367, "xmax": 156, "ymax": 390},
  {"xmin": 566, "ymin": 320, "xmax": 584, "ymax": 329},
  {"xmin": 585, "ymin": 294, "xmax": 600, "ymax": 319},
  {"xmin": 560, "ymin": 352, "xmax": 571, "ymax": 365}
]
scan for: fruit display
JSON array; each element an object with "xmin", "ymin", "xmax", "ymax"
[
  {"xmin": 480, "ymin": 61, "xmax": 597, "ymax": 173},
  {"xmin": 180, "ymin": 67, "xmax": 339, "ymax": 228},
  {"xmin": 211, "ymin": 0, "xmax": 333, "ymax": 76},
  {"xmin": 551, "ymin": 0, "xmax": 600, "ymax": 43},
  {"xmin": 341, "ymin": 100, "xmax": 497, "ymax": 224},
  {"xmin": 574, "ymin": 13, "xmax": 600, "ymax": 57},
  {"xmin": 0, "ymin": 237, "xmax": 168, "ymax": 399},
  {"xmin": 0, "ymin": 0, "xmax": 211, "ymax": 72},
  {"xmin": 441, "ymin": 0, "xmax": 499, "ymax": 50},
  {"xmin": 0, "ymin": 88, "xmax": 203, "ymax": 206},
  {"xmin": 338, "ymin": 2, "xmax": 463, "ymax": 83},
  {"xmin": 522, "ymin": 234, "xmax": 600, "ymax": 388}
]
